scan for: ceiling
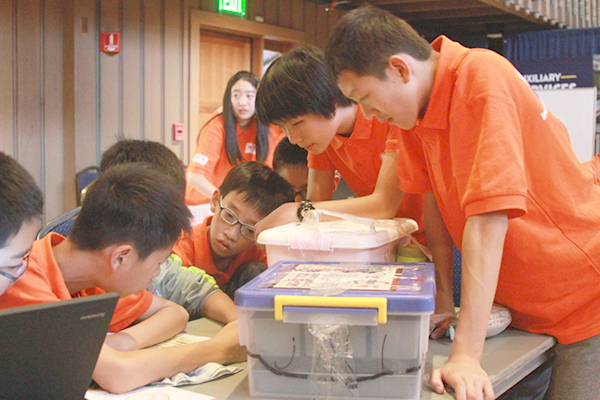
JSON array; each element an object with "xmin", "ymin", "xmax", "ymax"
[{"xmin": 329, "ymin": 0, "xmax": 560, "ymax": 41}]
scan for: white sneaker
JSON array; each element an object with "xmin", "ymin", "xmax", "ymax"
[{"xmin": 448, "ymin": 303, "xmax": 512, "ymax": 340}]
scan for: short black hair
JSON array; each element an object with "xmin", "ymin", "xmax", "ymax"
[
  {"xmin": 220, "ymin": 161, "xmax": 294, "ymax": 218},
  {"xmin": 256, "ymin": 46, "xmax": 353, "ymax": 125},
  {"xmin": 326, "ymin": 6, "xmax": 432, "ymax": 80},
  {"xmin": 0, "ymin": 152, "xmax": 44, "ymax": 247},
  {"xmin": 273, "ymin": 137, "xmax": 308, "ymax": 172},
  {"xmin": 69, "ymin": 164, "xmax": 191, "ymax": 260},
  {"xmin": 100, "ymin": 139, "xmax": 186, "ymax": 196}
]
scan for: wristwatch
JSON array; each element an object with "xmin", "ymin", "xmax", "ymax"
[{"xmin": 297, "ymin": 200, "xmax": 315, "ymax": 221}]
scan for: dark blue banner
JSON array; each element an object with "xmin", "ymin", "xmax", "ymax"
[{"xmin": 512, "ymin": 55, "xmax": 594, "ymax": 89}]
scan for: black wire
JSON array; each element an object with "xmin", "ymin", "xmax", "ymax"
[
  {"xmin": 274, "ymin": 337, "xmax": 295, "ymax": 370},
  {"xmin": 246, "ymin": 351, "xmax": 422, "ymax": 386}
]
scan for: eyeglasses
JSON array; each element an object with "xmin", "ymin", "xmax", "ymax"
[
  {"xmin": 218, "ymin": 197, "xmax": 256, "ymax": 241},
  {"xmin": 0, "ymin": 251, "xmax": 30, "ymax": 282}
]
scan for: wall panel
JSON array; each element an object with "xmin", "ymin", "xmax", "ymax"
[
  {"xmin": 0, "ymin": 0, "xmax": 15, "ymax": 154},
  {"xmin": 164, "ymin": 0, "xmax": 185, "ymax": 159},
  {"xmin": 99, "ymin": 0, "xmax": 121, "ymax": 153},
  {"xmin": 0, "ymin": 0, "xmax": 345, "ymax": 221},
  {"xmin": 142, "ymin": 0, "xmax": 163, "ymax": 143},
  {"xmin": 43, "ymin": 0, "xmax": 66, "ymax": 219},
  {"xmin": 16, "ymin": 0, "xmax": 43, "ymax": 187},
  {"xmin": 264, "ymin": 0, "xmax": 278, "ymax": 25},
  {"xmin": 74, "ymin": 0, "xmax": 99, "ymax": 174},
  {"xmin": 278, "ymin": 0, "xmax": 292, "ymax": 28},
  {"xmin": 122, "ymin": 0, "xmax": 143, "ymax": 140}
]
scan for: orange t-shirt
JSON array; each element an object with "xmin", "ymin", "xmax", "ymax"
[
  {"xmin": 171, "ymin": 216, "xmax": 267, "ymax": 287},
  {"xmin": 0, "ymin": 233, "xmax": 153, "ymax": 333},
  {"xmin": 308, "ymin": 107, "xmax": 425, "ymax": 242},
  {"xmin": 185, "ymin": 115, "xmax": 285, "ymax": 205},
  {"xmin": 396, "ymin": 36, "xmax": 600, "ymax": 344},
  {"xmin": 582, "ymin": 153, "xmax": 600, "ymax": 185}
]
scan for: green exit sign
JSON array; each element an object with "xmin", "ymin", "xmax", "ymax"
[{"xmin": 218, "ymin": 0, "xmax": 246, "ymax": 16}]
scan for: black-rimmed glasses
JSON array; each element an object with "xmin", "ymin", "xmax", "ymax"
[
  {"xmin": 0, "ymin": 252, "xmax": 30, "ymax": 282},
  {"xmin": 218, "ymin": 197, "xmax": 256, "ymax": 241}
]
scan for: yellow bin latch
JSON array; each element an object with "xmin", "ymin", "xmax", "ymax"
[{"xmin": 274, "ymin": 295, "xmax": 388, "ymax": 324}]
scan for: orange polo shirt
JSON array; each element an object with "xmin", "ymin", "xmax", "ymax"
[
  {"xmin": 0, "ymin": 233, "xmax": 153, "ymax": 333},
  {"xmin": 172, "ymin": 216, "xmax": 266, "ymax": 287},
  {"xmin": 308, "ymin": 108, "xmax": 425, "ymax": 242},
  {"xmin": 395, "ymin": 36, "xmax": 600, "ymax": 344},
  {"xmin": 185, "ymin": 115, "xmax": 285, "ymax": 205}
]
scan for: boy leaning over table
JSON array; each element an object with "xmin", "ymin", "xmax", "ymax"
[
  {"xmin": 0, "ymin": 164, "xmax": 245, "ymax": 393},
  {"xmin": 326, "ymin": 6, "xmax": 600, "ymax": 400}
]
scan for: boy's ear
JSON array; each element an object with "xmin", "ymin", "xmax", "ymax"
[
  {"xmin": 210, "ymin": 189, "xmax": 221, "ymax": 213},
  {"xmin": 388, "ymin": 55, "xmax": 411, "ymax": 83},
  {"xmin": 109, "ymin": 244, "xmax": 134, "ymax": 272}
]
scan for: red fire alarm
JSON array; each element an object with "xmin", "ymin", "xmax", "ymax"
[
  {"xmin": 100, "ymin": 32, "xmax": 121, "ymax": 54},
  {"xmin": 173, "ymin": 123, "xmax": 184, "ymax": 141}
]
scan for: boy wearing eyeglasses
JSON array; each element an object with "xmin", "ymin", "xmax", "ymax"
[
  {"xmin": 1, "ymin": 164, "xmax": 246, "ymax": 393},
  {"xmin": 273, "ymin": 137, "xmax": 310, "ymax": 202},
  {"xmin": 172, "ymin": 161, "xmax": 294, "ymax": 298},
  {"xmin": 0, "ymin": 152, "xmax": 44, "ymax": 297},
  {"xmin": 98, "ymin": 139, "xmax": 234, "ymax": 323}
]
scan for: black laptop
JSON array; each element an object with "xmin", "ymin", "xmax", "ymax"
[{"xmin": 0, "ymin": 293, "xmax": 119, "ymax": 400}]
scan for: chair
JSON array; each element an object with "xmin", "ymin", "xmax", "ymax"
[
  {"xmin": 76, "ymin": 166, "xmax": 100, "ymax": 205},
  {"xmin": 37, "ymin": 207, "xmax": 81, "ymax": 240},
  {"xmin": 452, "ymin": 245, "xmax": 462, "ymax": 307}
]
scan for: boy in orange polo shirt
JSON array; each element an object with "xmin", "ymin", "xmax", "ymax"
[
  {"xmin": 1, "ymin": 165, "xmax": 245, "ymax": 393},
  {"xmin": 254, "ymin": 46, "xmax": 455, "ymax": 338},
  {"xmin": 173, "ymin": 161, "xmax": 294, "ymax": 298},
  {"xmin": 99, "ymin": 139, "xmax": 236, "ymax": 322},
  {"xmin": 326, "ymin": 6, "xmax": 600, "ymax": 400}
]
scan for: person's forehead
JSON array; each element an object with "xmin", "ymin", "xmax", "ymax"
[
  {"xmin": 0, "ymin": 230, "xmax": 34, "ymax": 265},
  {"xmin": 276, "ymin": 113, "xmax": 325, "ymax": 126},
  {"xmin": 277, "ymin": 165, "xmax": 308, "ymax": 182},
  {"xmin": 222, "ymin": 191, "xmax": 262, "ymax": 223},
  {"xmin": 336, "ymin": 70, "xmax": 363, "ymax": 99},
  {"xmin": 232, "ymin": 80, "xmax": 256, "ymax": 91}
]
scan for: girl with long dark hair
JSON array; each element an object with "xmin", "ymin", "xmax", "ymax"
[{"xmin": 185, "ymin": 71, "xmax": 284, "ymax": 205}]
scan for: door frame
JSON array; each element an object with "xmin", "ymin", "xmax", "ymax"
[{"xmin": 189, "ymin": 10, "xmax": 305, "ymax": 159}]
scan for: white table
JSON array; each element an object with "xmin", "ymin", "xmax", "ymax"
[{"xmin": 183, "ymin": 319, "xmax": 556, "ymax": 399}]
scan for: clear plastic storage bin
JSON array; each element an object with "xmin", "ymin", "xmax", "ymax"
[
  {"xmin": 257, "ymin": 210, "xmax": 418, "ymax": 267},
  {"xmin": 235, "ymin": 261, "xmax": 435, "ymax": 400}
]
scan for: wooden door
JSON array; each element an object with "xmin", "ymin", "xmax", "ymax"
[{"xmin": 197, "ymin": 30, "xmax": 252, "ymax": 144}]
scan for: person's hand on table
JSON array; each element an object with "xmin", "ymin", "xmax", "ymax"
[
  {"xmin": 254, "ymin": 202, "xmax": 299, "ymax": 249},
  {"xmin": 430, "ymin": 353, "xmax": 494, "ymax": 400}
]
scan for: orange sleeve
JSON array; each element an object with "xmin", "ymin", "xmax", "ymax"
[
  {"xmin": 188, "ymin": 117, "xmax": 226, "ymax": 183},
  {"xmin": 171, "ymin": 233, "xmax": 196, "ymax": 267},
  {"xmin": 449, "ymin": 54, "xmax": 528, "ymax": 219},
  {"xmin": 107, "ymin": 290, "xmax": 153, "ymax": 332}
]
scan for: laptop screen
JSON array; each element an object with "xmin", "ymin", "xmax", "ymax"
[{"xmin": 0, "ymin": 293, "xmax": 119, "ymax": 399}]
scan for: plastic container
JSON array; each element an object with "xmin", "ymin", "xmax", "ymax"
[
  {"xmin": 396, "ymin": 244, "xmax": 428, "ymax": 263},
  {"xmin": 235, "ymin": 261, "xmax": 435, "ymax": 400},
  {"xmin": 257, "ymin": 210, "xmax": 418, "ymax": 267}
]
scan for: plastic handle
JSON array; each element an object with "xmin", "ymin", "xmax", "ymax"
[{"xmin": 274, "ymin": 295, "xmax": 387, "ymax": 324}]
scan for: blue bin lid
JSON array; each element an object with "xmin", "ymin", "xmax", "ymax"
[{"xmin": 234, "ymin": 261, "xmax": 435, "ymax": 313}]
